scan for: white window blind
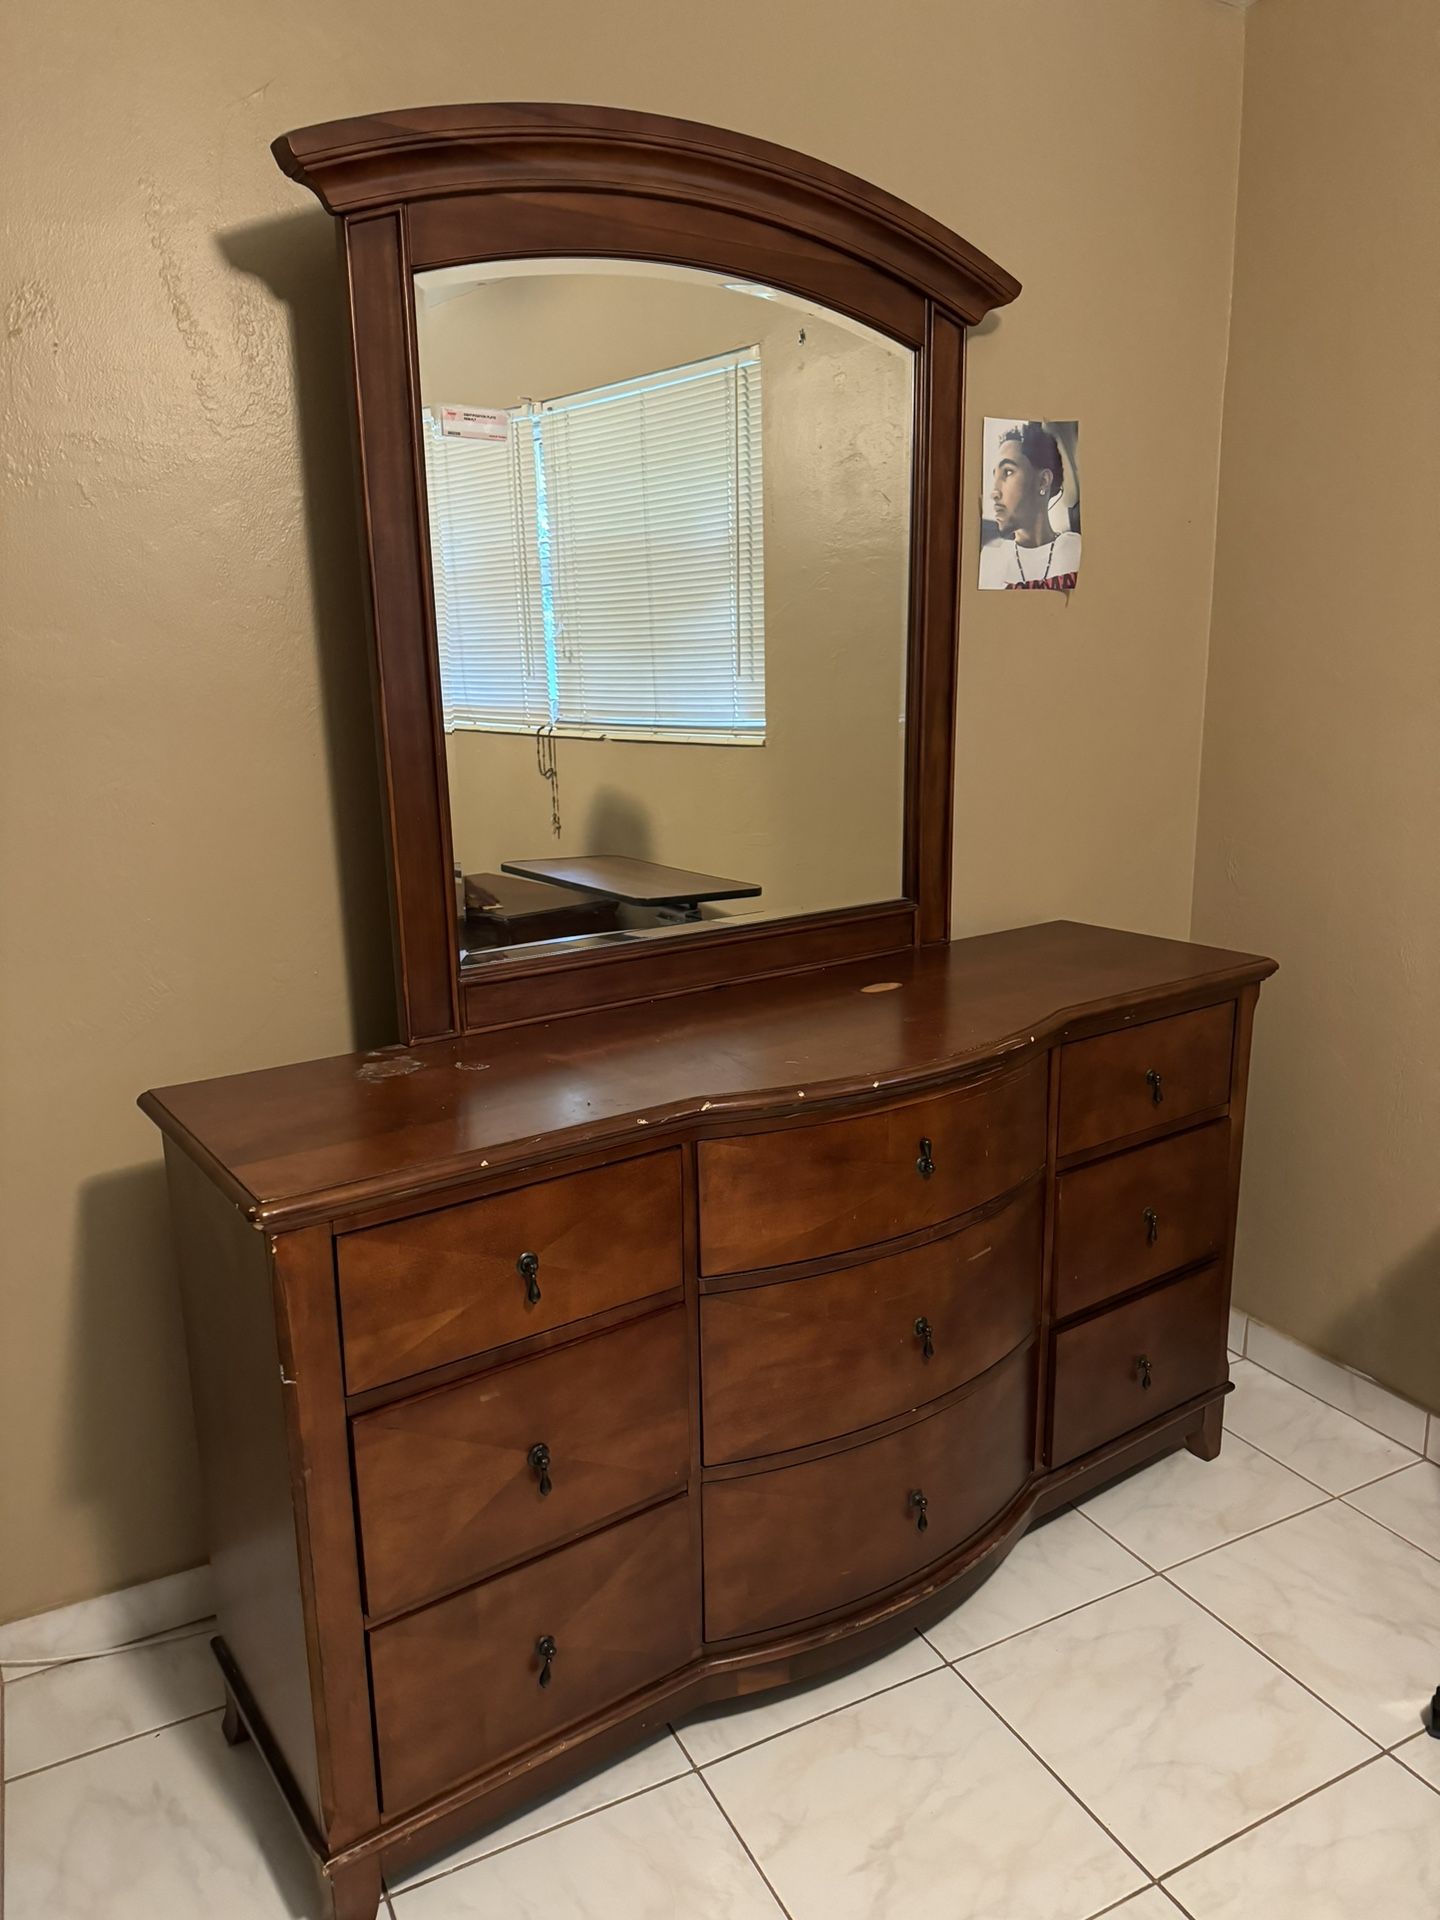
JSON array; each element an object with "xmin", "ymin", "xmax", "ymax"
[
  {"xmin": 421, "ymin": 414, "xmax": 549, "ymax": 730},
  {"xmin": 423, "ymin": 347, "xmax": 765, "ymax": 743}
]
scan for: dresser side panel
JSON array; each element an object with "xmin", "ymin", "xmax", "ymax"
[{"xmin": 162, "ymin": 1140, "xmax": 322, "ymax": 1823}]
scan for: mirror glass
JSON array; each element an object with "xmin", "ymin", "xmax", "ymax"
[{"xmin": 412, "ymin": 259, "xmax": 915, "ymax": 966}]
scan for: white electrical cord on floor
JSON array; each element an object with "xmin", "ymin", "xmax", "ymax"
[{"xmin": 0, "ymin": 1619, "xmax": 214, "ymax": 1672}]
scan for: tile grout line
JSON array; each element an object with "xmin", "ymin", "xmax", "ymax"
[
  {"xmin": 1338, "ymin": 1489, "xmax": 1440, "ymax": 1571},
  {"xmin": 383, "ymin": 1762, "xmax": 696, "ymax": 1898},
  {"xmin": 1337, "ymin": 1457, "xmax": 1428, "ymax": 1495},
  {"xmin": 1236, "ymin": 1344, "xmax": 1432, "ymax": 1454},
  {"xmin": 919, "ymin": 1561, "xmax": 1153, "ymax": 1667},
  {"xmin": 947, "ymin": 1665, "xmax": 1157, "ymax": 1895},
  {"xmin": 694, "ymin": 1766, "xmax": 797, "ymax": 1920},
  {"xmin": 949, "ymin": 1590, "xmax": 1396, "ymax": 1893},
  {"xmin": 1032, "ymin": 1502, "xmax": 1396, "ymax": 1756},
  {"xmin": 1152, "ymin": 1563, "xmax": 1394, "ymax": 1753},
  {"xmin": 2, "ymin": 1704, "xmax": 224, "ymax": 1787},
  {"xmin": 1387, "ymin": 1720, "xmax": 1440, "ymax": 1784},
  {"xmin": 677, "ymin": 1638, "xmax": 940, "ymax": 1770},
  {"xmin": 1154, "ymin": 1750, "xmax": 1387, "ymax": 1887},
  {"xmin": 1088, "ymin": 1886, "xmax": 1180, "ymax": 1920},
  {"xmin": 1213, "ymin": 1397, "xmax": 1404, "ymax": 1499},
  {"xmin": 1078, "ymin": 1493, "xmax": 1338, "ymax": 1582},
  {"xmin": 1081, "ymin": 1484, "xmax": 1331, "ymax": 1581}
]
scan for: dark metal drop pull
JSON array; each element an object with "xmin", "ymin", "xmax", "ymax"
[
  {"xmin": 914, "ymin": 1315, "xmax": 935, "ymax": 1361},
  {"xmin": 1145, "ymin": 1068, "xmax": 1164, "ymax": 1106},
  {"xmin": 528, "ymin": 1442, "xmax": 553, "ymax": 1497},
  {"xmin": 909, "ymin": 1488, "xmax": 929, "ymax": 1533},
  {"xmin": 916, "ymin": 1136, "xmax": 935, "ymax": 1180},
  {"xmin": 1143, "ymin": 1206, "xmax": 1159, "ymax": 1247},
  {"xmin": 536, "ymin": 1633, "xmax": 557, "ymax": 1689},
  {"xmin": 517, "ymin": 1250, "xmax": 541, "ymax": 1305},
  {"xmin": 1137, "ymin": 1353, "xmax": 1154, "ymax": 1391}
]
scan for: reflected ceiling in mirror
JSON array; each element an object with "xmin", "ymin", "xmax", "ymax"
[{"xmin": 412, "ymin": 259, "xmax": 915, "ymax": 968}]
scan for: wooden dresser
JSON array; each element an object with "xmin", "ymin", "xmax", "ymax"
[{"xmin": 142, "ymin": 920, "xmax": 1273, "ymax": 1918}]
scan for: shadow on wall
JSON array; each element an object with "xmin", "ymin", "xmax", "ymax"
[
  {"xmin": 583, "ymin": 784, "xmax": 658, "ymax": 862},
  {"xmin": 1330, "ymin": 1225, "xmax": 1440, "ymax": 1414},
  {"xmin": 219, "ymin": 209, "xmax": 395, "ymax": 1050},
  {"xmin": 62, "ymin": 1164, "xmax": 205, "ymax": 1598}
]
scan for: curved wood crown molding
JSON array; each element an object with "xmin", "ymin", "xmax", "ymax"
[{"xmin": 273, "ymin": 101, "xmax": 1020, "ymax": 325}]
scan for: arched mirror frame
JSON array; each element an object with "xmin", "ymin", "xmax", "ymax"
[{"xmin": 274, "ymin": 104, "xmax": 1020, "ymax": 1041}]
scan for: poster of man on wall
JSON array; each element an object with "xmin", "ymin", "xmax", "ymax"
[{"xmin": 980, "ymin": 419, "xmax": 1081, "ymax": 591}]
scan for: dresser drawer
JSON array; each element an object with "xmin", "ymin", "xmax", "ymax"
[
  {"xmin": 1049, "ymin": 1262, "xmax": 1228, "ymax": 1468},
  {"xmin": 337, "ymin": 1152, "xmax": 683, "ymax": 1392},
  {"xmin": 697, "ymin": 1058, "xmax": 1046, "ymax": 1276},
  {"xmin": 1058, "ymin": 1004, "xmax": 1234, "ymax": 1158},
  {"xmin": 1053, "ymin": 1123, "xmax": 1230, "ymax": 1320},
  {"xmin": 703, "ymin": 1344, "xmax": 1033, "ymax": 1639},
  {"xmin": 701, "ymin": 1185, "xmax": 1040, "ymax": 1462},
  {"xmin": 354, "ymin": 1308, "xmax": 689, "ymax": 1618},
  {"xmin": 370, "ymin": 1499, "xmax": 695, "ymax": 1814}
]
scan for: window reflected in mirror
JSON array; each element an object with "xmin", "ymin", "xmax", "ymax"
[{"xmin": 412, "ymin": 260, "xmax": 915, "ymax": 967}]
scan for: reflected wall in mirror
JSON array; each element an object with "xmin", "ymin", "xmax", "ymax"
[{"xmin": 412, "ymin": 261, "xmax": 915, "ymax": 966}]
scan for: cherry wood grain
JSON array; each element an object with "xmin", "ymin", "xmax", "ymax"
[
  {"xmin": 141, "ymin": 924, "xmax": 1274, "ymax": 1231},
  {"xmin": 703, "ymin": 1345, "xmax": 1033, "ymax": 1640},
  {"xmin": 354, "ymin": 1308, "xmax": 689, "ymax": 1618},
  {"xmin": 162, "ymin": 1147, "xmax": 326, "ymax": 1828},
  {"xmin": 344, "ymin": 212, "xmax": 457, "ymax": 1042},
  {"xmin": 1049, "ymin": 1262, "xmax": 1229, "ymax": 1468},
  {"xmin": 697, "ymin": 1055, "xmax": 1045, "ymax": 1274},
  {"xmin": 274, "ymin": 103, "xmax": 1020, "ymax": 319},
  {"xmin": 336, "ymin": 1151, "xmax": 682, "ymax": 1392},
  {"xmin": 700, "ymin": 1184, "xmax": 1040, "ymax": 1461},
  {"xmin": 369, "ymin": 1499, "xmax": 695, "ymax": 1815},
  {"xmin": 1056, "ymin": 1001, "xmax": 1236, "ymax": 1158},
  {"xmin": 1052, "ymin": 1121, "xmax": 1231, "ymax": 1320}
]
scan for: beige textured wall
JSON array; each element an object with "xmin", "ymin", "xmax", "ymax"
[
  {"xmin": 424, "ymin": 277, "xmax": 911, "ymax": 924},
  {"xmin": 0, "ymin": 0, "xmax": 1244, "ymax": 1622},
  {"xmin": 1191, "ymin": 0, "xmax": 1440, "ymax": 1407}
]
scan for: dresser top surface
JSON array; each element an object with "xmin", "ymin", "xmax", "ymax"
[{"xmin": 140, "ymin": 920, "xmax": 1275, "ymax": 1228}]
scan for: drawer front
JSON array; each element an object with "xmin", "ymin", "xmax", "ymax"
[
  {"xmin": 1053, "ymin": 1123, "xmax": 1230, "ymax": 1321},
  {"xmin": 701, "ymin": 1185, "xmax": 1041, "ymax": 1462},
  {"xmin": 337, "ymin": 1151, "xmax": 683, "ymax": 1393},
  {"xmin": 703, "ymin": 1344, "xmax": 1033, "ymax": 1640},
  {"xmin": 697, "ymin": 1057, "xmax": 1046, "ymax": 1276},
  {"xmin": 354, "ymin": 1308, "xmax": 690, "ymax": 1618},
  {"xmin": 1049, "ymin": 1263, "xmax": 1228, "ymax": 1468},
  {"xmin": 370, "ymin": 1499, "xmax": 695, "ymax": 1814},
  {"xmin": 1058, "ymin": 1004, "xmax": 1234, "ymax": 1158}
]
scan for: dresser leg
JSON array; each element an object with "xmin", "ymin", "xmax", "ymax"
[
  {"xmin": 220, "ymin": 1681, "xmax": 250, "ymax": 1748},
  {"xmin": 1186, "ymin": 1400, "xmax": 1224, "ymax": 1462},
  {"xmin": 323, "ymin": 1856, "xmax": 384, "ymax": 1920}
]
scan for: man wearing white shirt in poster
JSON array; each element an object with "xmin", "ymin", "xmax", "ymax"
[{"xmin": 980, "ymin": 420, "xmax": 1081, "ymax": 591}]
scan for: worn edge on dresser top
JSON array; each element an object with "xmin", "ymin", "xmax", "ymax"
[{"xmin": 139, "ymin": 921, "xmax": 1276, "ymax": 1233}]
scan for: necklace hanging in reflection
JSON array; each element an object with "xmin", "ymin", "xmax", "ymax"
[{"xmin": 535, "ymin": 728, "xmax": 561, "ymax": 838}]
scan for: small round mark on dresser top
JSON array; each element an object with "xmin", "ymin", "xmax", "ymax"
[{"xmin": 860, "ymin": 980, "xmax": 902, "ymax": 994}]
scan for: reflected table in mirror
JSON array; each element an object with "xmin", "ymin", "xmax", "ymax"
[
  {"xmin": 461, "ymin": 872, "xmax": 621, "ymax": 951},
  {"xmin": 500, "ymin": 854, "xmax": 761, "ymax": 920}
]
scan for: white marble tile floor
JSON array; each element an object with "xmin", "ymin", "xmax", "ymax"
[{"xmin": 5, "ymin": 1362, "xmax": 1438, "ymax": 1919}]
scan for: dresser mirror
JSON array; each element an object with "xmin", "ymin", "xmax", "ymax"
[
  {"xmin": 275, "ymin": 103, "xmax": 1021, "ymax": 1039},
  {"xmin": 412, "ymin": 259, "xmax": 914, "ymax": 966}
]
